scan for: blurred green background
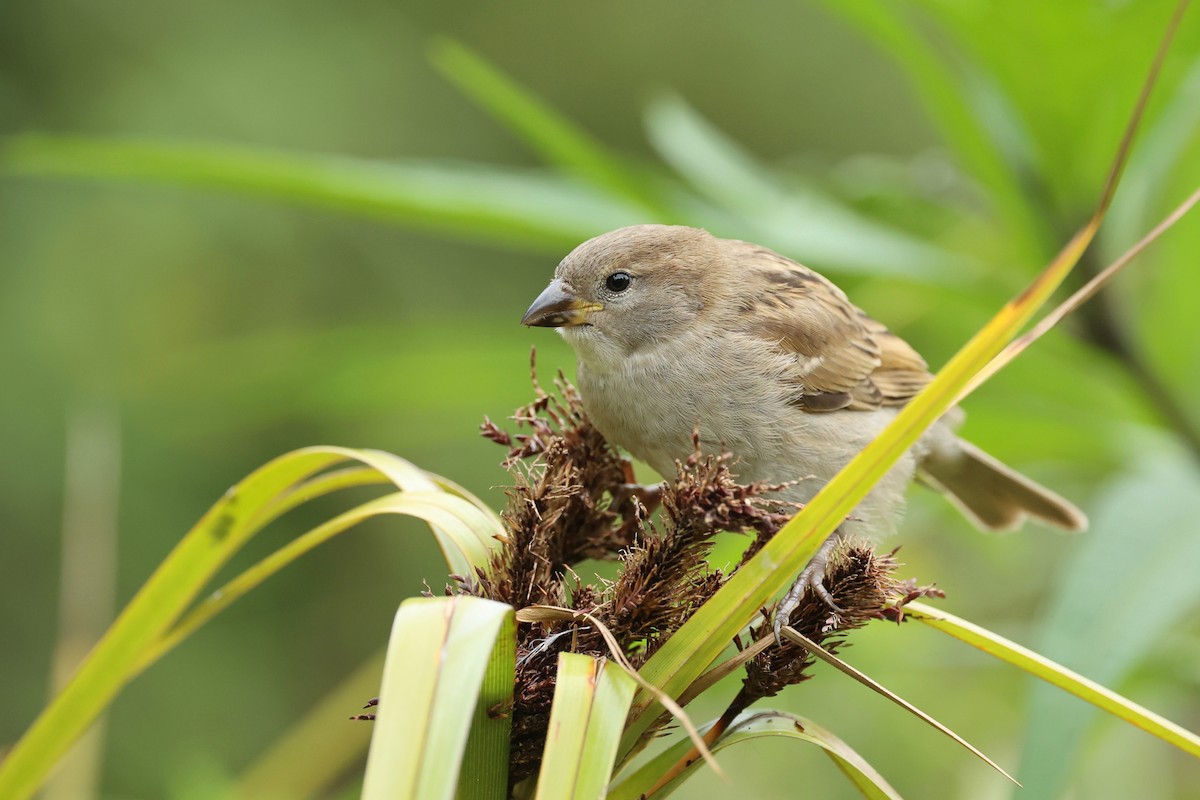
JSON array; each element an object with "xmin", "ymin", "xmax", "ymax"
[{"xmin": 2, "ymin": 1, "xmax": 1199, "ymax": 798}]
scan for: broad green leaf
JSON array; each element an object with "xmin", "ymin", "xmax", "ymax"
[
  {"xmin": 811, "ymin": 0, "xmax": 1050, "ymax": 259},
  {"xmin": 0, "ymin": 135, "xmax": 647, "ymax": 252},
  {"xmin": 459, "ymin": 607, "xmax": 518, "ymax": 800},
  {"xmin": 609, "ymin": 710, "xmax": 901, "ymax": 800},
  {"xmin": 643, "ymin": 91, "xmax": 967, "ymax": 279},
  {"xmin": 430, "ymin": 39, "xmax": 669, "ymax": 218},
  {"xmin": 535, "ymin": 653, "xmax": 637, "ymax": 800},
  {"xmin": 1014, "ymin": 447, "xmax": 1200, "ymax": 796},
  {"xmin": 362, "ymin": 597, "xmax": 515, "ymax": 800}
]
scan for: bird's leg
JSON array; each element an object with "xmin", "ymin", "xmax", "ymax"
[
  {"xmin": 614, "ymin": 482, "xmax": 663, "ymax": 512},
  {"xmin": 773, "ymin": 526, "xmax": 847, "ymax": 642},
  {"xmin": 610, "ymin": 457, "xmax": 663, "ymax": 514},
  {"xmin": 609, "ymin": 458, "xmax": 663, "ymax": 541}
]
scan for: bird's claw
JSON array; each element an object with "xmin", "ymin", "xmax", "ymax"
[
  {"xmin": 772, "ymin": 568, "xmax": 843, "ymax": 644},
  {"xmin": 772, "ymin": 531, "xmax": 846, "ymax": 644}
]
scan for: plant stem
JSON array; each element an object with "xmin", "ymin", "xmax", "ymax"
[{"xmin": 1070, "ymin": 248, "xmax": 1200, "ymax": 458}]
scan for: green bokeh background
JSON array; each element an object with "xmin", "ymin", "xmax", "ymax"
[{"xmin": 2, "ymin": 1, "xmax": 1198, "ymax": 798}]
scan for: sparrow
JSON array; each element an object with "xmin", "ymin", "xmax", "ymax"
[{"xmin": 521, "ymin": 224, "xmax": 1086, "ymax": 637}]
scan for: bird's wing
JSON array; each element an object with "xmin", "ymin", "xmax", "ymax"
[{"xmin": 725, "ymin": 240, "xmax": 934, "ymax": 412}]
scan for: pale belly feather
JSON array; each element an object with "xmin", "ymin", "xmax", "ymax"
[{"xmin": 572, "ymin": 332, "xmax": 927, "ymax": 539}]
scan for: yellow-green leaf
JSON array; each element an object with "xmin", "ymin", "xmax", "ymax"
[
  {"xmin": 609, "ymin": 710, "xmax": 901, "ymax": 800},
  {"xmin": 904, "ymin": 601, "xmax": 1200, "ymax": 759},
  {"xmin": 362, "ymin": 596, "xmax": 515, "ymax": 800},
  {"xmin": 535, "ymin": 653, "xmax": 638, "ymax": 800}
]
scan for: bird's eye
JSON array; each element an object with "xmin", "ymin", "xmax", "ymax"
[{"xmin": 605, "ymin": 271, "xmax": 632, "ymax": 293}]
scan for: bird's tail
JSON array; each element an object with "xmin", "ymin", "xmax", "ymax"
[{"xmin": 919, "ymin": 439, "xmax": 1087, "ymax": 532}]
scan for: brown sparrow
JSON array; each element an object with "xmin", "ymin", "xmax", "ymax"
[{"xmin": 522, "ymin": 224, "xmax": 1086, "ymax": 636}]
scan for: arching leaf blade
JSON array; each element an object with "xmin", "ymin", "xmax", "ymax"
[
  {"xmin": 609, "ymin": 710, "xmax": 901, "ymax": 800},
  {"xmin": 903, "ymin": 600, "xmax": 1200, "ymax": 759},
  {"xmin": 362, "ymin": 597, "xmax": 515, "ymax": 800},
  {"xmin": 534, "ymin": 653, "xmax": 637, "ymax": 800}
]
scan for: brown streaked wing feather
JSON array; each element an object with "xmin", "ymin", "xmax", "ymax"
[
  {"xmin": 859, "ymin": 312, "xmax": 934, "ymax": 405},
  {"xmin": 725, "ymin": 240, "xmax": 933, "ymax": 412}
]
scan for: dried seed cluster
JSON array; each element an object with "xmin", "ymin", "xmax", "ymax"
[
  {"xmin": 740, "ymin": 544, "xmax": 942, "ymax": 704},
  {"xmin": 440, "ymin": 357, "xmax": 939, "ymax": 785}
]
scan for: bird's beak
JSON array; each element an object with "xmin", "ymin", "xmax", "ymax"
[{"xmin": 521, "ymin": 280, "xmax": 603, "ymax": 327}]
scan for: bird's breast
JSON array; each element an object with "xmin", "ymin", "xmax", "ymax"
[
  {"xmin": 575, "ymin": 334, "xmax": 799, "ymax": 481},
  {"xmin": 572, "ymin": 332, "xmax": 926, "ymax": 539}
]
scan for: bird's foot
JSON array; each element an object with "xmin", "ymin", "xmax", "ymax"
[{"xmin": 773, "ymin": 530, "xmax": 845, "ymax": 643}]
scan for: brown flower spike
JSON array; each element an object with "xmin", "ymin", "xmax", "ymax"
[{"xmin": 398, "ymin": 356, "xmax": 940, "ymax": 788}]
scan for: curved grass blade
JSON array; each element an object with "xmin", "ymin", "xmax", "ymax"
[
  {"xmin": 0, "ymin": 447, "xmax": 347, "ymax": 800},
  {"xmin": 0, "ymin": 135, "xmax": 646, "ymax": 252},
  {"xmin": 609, "ymin": 710, "xmax": 901, "ymax": 800},
  {"xmin": 617, "ymin": 8, "xmax": 1176, "ymax": 759},
  {"xmin": 430, "ymin": 39, "xmax": 669, "ymax": 219},
  {"xmin": 780, "ymin": 627, "xmax": 1016, "ymax": 785},
  {"xmin": 430, "ymin": 472, "xmax": 509, "ymax": 535},
  {"xmin": 0, "ymin": 446, "xmax": 501, "ymax": 800},
  {"xmin": 135, "ymin": 489, "xmax": 501, "ymax": 676},
  {"xmin": 644, "ymin": 91, "xmax": 965, "ymax": 279},
  {"xmin": 811, "ymin": 1, "xmax": 1051, "ymax": 258},
  {"xmin": 533, "ymin": 653, "xmax": 637, "ymax": 800},
  {"xmin": 362, "ymin": 597, "xmax": 515, "ymax": 800},
  {"xmin": 904, "ymin": 600, "xmax": 1200, "ymax": 759}
]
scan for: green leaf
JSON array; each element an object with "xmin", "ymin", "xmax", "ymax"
[
  {"xmin": 459, "ymin": 608, "xmax": 518, "ymax": 800},
  {"xmin": 811, "ymin": 0, "xmax": 1050, "ymax": 258},
  {"xmin": 1015, "ymin": 447, "xmax": 1200, "ymax": 795},
  {"xmin": 903, "ymin": 592, "xmax": 1200, "ymax": 766},
  {"xmin": 362, "ymin": 596, "xmax": 515, "ymax": 800},
  {"xmin": 430, "ymin": 39, "xmax": 670, "ymax": 219},
  {"xmin": 643, "ymin": 91, "xmax": 968, "ymax": 280},
  {"xmin": 138, "ymin": 489, "xmax": 504, "ymax": 675},
  {"xmin": 534, "ymin": 653, "xmax": 637, "ymax": 800},
  {"xmin": 609, "ymin": 710, "xmax": 901, "ymax": 800},
  {"xmin": 0, "ymin": 446, "xmax": 503, "ymax": 800},
  {"xmin": 0, "ymin": 135, "xmax": 647, "ymax": 251},
  {"xmin": 0, "ymin": 447, "xmax": 345, "ymax": 800}
]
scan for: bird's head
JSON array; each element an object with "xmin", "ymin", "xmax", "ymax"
[{"xmin": 521, "ymin": 225, "xmax": 724, "ymax": 363}]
